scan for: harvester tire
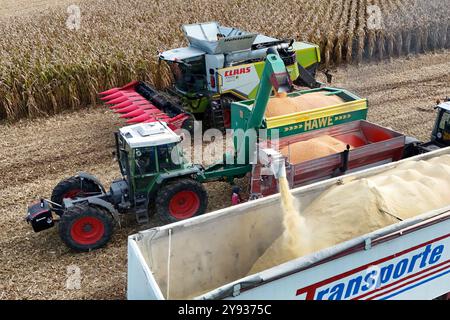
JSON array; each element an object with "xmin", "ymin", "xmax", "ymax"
[
  {"xmin": 156, "ymin": 178, "xmax": 208, "ymax": 224},
  {"xmin": 51, "ymin": 176, "xmax": 102, "ymax": 210},
  {"xmin": 58, "ymin": 204, "xmax": 113, "ymax": 252}
]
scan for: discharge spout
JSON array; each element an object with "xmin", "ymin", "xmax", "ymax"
[{"xmin": 259, "ymin": 148, "xmax": 287, "ymax": 179}]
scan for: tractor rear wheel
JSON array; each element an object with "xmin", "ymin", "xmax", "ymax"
[
  {"xmin": 156, "ymin": 179, "xmax": 208, "ymax": 224},
  {"xmin": 51, "ymin": 176, "xmax": 102, "ymax": 209},
  {"xmin": 58, "ymin": 204, "xmax": 113, "ymax": 251}
]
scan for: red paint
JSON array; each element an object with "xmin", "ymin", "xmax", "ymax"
[
  {"xmin": 63, "ymin": 189, "xmax": 82, "ymax": 199},
  {"xmin": 364, "ymin": 127, "xmax": 393, "ymax": 142},
  {"xmin": 361, "ymin": 261, "xmax": 450, "ymax": 300},
  {"xmin": 169, "ymin": 191, "xmax": 200, "ymax": 220},
  {"xmin": 70, "ymin": 216, "xmax": 105, "ymax": 245},
  {"xmin": 296, "ymin": 233, "xmax": 450, "ymax": 299},
  {"xmin": 223, "ymin": 108, "xmax": 231, "ymax": 129},
  {"xmin": 334, "ymin": 133, "xmax": 366, "ymax": 147},
  {"xmin": 224, "ymin": 67, "xmax": 251, "ymax": 77}
]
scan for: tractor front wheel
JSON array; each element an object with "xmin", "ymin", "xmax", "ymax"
[
  {"xmin": 58, "ymin": 204, "xmax": 113, "ymax": 251},
  {"xmin": 156, "ymin": 179, "xmax": 208, "ymax": 224}
]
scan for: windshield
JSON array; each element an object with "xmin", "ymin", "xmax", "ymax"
[
  {"xmin": 135, "ymin": 147, "xmax": 157, "ymax": 175},
  {"xmin": 438, "ymin": 111, "xmax": 450, "ymax": 131},
  {"xmin": 157, "ymin": 143, "xmax": 182, "ymax": 171},
  {"xmin": 167, "ymin": 56, "xmax": 207, "ymax": 92},
  {"xmin": 134, "ymin": 143, "xmax": 183, "ymax": 175},
  {"xmin": 439, "ymin": 111, "xmax": 450, "ymax": 142}
]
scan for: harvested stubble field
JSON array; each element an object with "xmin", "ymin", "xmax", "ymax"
[
  {"xmin": 1, "ymin": 0, "xmax": 450, "ymax": 300},
  {"xmin": 1, "ymin": 51, "xmax": 449, "ymax": 299},
  {"xmin": 0, "ymin": 0, "xmax": 449, "ymax": 121}
]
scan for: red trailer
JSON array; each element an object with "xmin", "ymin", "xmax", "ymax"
[{"xmin": 251, "ymin": 120, "xmax": 406, "ymax": 197}]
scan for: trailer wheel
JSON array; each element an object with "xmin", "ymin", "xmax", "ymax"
[
  {"xmin": 51, "ymin": 176, "xmax": 102, "ymax": 209},
  {"xmin": 156, "ymin": 179, "xmax": 208, "ymax": 223},
  {"xmin": 58, "ymin": 204, "xmax": 113, "ymax": 252}
]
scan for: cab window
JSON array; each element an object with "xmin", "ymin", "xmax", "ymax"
[
  {"xmin": 157, "ymin": 144, "xmax": 181, "ymax": 171},
  {"xmin": 439, "ymin": 111, "xmax": 450, "ymax": 131},
  {"xmin": 134, "ymin": 147, "xmax": 157, "ymax": 175},
  {"xmin": 168, "ymin": 56, "xmax": 206, "ymax": 92}
]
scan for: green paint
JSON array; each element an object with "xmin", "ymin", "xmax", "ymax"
[
  {"xmin": 182, "ymin": 96, "xmax": 210, "ymax": 113},
  {"xmin": 268, "ymin": 109, "xmax": 368, "ymax": 138},
  {"xmin": 292, "ymin": 41, "xmax": 321, "ymax": 67}
]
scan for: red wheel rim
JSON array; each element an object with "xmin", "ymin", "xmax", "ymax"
[
  {"xmin": 70, "ymin": 217, "xmax": 105, "ymax": 245},
  {"xmin": 63, "ymin": 189, "xmax": 82, "ymax": 199},
  {"xmin": 169, "ymin": 191, "xmax": 200, "ymax": 219}
]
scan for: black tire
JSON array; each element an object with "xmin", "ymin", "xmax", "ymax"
[
  {"xmin": 156, "ymin": 179, "xmax": 208, "ymax": 224},
  {"xmin": 204, "ymin": 96, "xmax": 237, "ymax": 132},
  {"xmin": 51, "ymin": 176, "xmax": 102, "ymax": 208},
  {"xmin": 58, "ymin": 203, "xmax": 113, "ymax": 252}
]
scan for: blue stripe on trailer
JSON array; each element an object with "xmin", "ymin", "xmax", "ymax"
[{"xmin": 380, "ymin": 269, "xmax": 450, "ymax": 300}]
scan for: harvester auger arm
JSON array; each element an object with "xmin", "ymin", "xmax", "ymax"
[
  {"xmin": 235, "ymin": 52, "xmax": 292, "ymax": 165},
  {"xmin": 245, "ymin": 53, "xmax": 292, "ymax": 131}
]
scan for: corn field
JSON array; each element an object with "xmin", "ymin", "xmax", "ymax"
[{"xmin": 0, "ymin": 0, "xmax": 449, "ymax": 121}]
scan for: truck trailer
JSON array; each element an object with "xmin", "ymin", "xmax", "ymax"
[{"xmin": 127, "ymin": 147, "xmax": 450, "ymax": 300}]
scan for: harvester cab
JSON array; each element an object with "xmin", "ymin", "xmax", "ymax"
[{"xmin": 159, "ymin": 21, "xmax": 320, "ymax": 97}]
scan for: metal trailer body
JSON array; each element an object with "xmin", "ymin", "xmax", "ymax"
[
  {"xmin": 251, "ymin": 120, "xmax": 406, "ymax": 197},
  {"xmin": 127, "ymin": 147, "xmax": 450, "ymax": 300},
  {"xmin": 230, "ymin": 87, "xmax": 368, "ymax": 139}
]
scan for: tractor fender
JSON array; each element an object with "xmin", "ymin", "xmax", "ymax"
[
  {"xmin": 155, "ymin": 167, "xmax": 204, "ymax": 185},
  {"xmin": 147, "ymin": 168, "xmax": 203, "ymax": 201},
  {"xmin": 85, "ymin": 197, "xmax": 120, "ymax": 225},
  {"xmin": 74, "ymin": 172, "xmax": 106, "ymax": 193}
]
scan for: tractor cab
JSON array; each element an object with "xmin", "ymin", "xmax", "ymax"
[
  {"xmin": 116, "ymin": 121, "xmax": 207, "ymax": 225},
  {"xmin": 417, "ymin": 100, "xmax": 450, "ymax": 153},
  {"xmin": 116, "ymin": 122, "xmax": 186, "ymax": 195},
  {"xmin": 431, "ymin": 100, "xmax": 450, "ymax": 147},
  {"xmin": 117, "ymin": 121, "xmax": 185, "ymax": 175}
]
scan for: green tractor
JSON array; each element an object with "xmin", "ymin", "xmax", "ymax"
[{"xmin": 26, "ymin": 52, "xmax": 294, "ymax": 251}]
